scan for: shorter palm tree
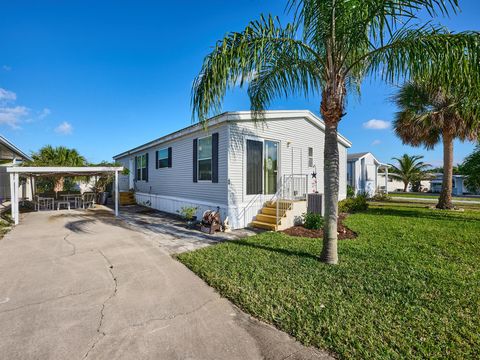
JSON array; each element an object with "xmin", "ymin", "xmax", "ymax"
[
  {"xmin": 389, "ymin": 154, "xmax": 430, "ymax": 192},
  {"xmin": 393, "ymin": 81, "xmax": 479, "ymax": 209},
  {"xmin": 27, "ymin": 145, "xmax": 87, "ymax": 193}
]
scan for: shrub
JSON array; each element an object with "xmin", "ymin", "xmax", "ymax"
[
  {"xmin": 303, "ymin": 212, "xmax": 324, "ymax": 230},
  {"xmin": 371, "ymin": 192, "xmax": 392, "ymax": 202},
  {"xmin": 347, "ymin": 185, "xmax": 355, "ymax": 198},
  {"xmin": 178, "ymin": 206, "xmax": 198, "ymax": 220},
  {"xmin": 338, "ymin": 194, "xmax": 369, "ymax": 213}
]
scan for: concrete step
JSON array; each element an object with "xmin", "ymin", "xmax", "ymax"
[
  {"xmin": 250, "ymin": 220, "xmax": 276, "ymax": 231},
  {"xmin": 256, "ymin": 214, "xmax": 279, "ymax": 224},
  {"xmin": 265, "ymin": 200, "xmax": 293, "ymax": 209},
  {"xmin": 261, "ymin": 207, "xmax": 287, "ymax": 216}
]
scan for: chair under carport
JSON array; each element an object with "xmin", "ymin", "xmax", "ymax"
[{"xmin": 6, "ymin": 166, "xmax": 124, "ymax": 225}]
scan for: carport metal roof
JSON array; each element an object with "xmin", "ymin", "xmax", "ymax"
[{"xmin": 6, "ymin": 166, "xmax": 124, "ymax": 225}]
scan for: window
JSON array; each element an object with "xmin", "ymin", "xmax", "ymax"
[
  {"xmin": 157, "ymin": 148, "xmax": 169, "ymax": 168},
  {"xmin": 308, "ymin": 147, "xmax": 314, "ymax": 167},
  {"xmin": 198, "ymin": 136, "xmax": 212, "ymax": 181},
  {"xmin": 136, "ymin": 154, "xmax": 147, "ymax": 181}
]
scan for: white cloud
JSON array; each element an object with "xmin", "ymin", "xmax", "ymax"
[
  {"xmin": 55, "ymin": 121, "xmax": 73, "ymax": 135},
  {"xmin": 363, "ymin": 119, "xmax": 390, "ymax": 130},
  {"xmin": 2, "ymin": 65, "xmax": 12, "ymax": 72},
  {"xmin": 0, "ymin": 88, "xmax": 17, "ymax": 103},
  {"xmin": 0, "ymin": 106, "xmax": 29, "ymax": 129},
  {"xmin": 38, "ymin": 108, "xmax": 51, "ymax": 119},
  {"xmin": 371, "ymin": 139, "xmax": 381, "ymax": 146}
]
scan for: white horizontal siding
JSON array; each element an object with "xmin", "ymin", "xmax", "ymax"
[
  {"xmin": 116, "ymin": 123, "xmax": 229, "ymax": 207},
  {"xmin": 227, "ymin": 117, "xmax": 348, "ymax": 228},
  {"xmin": 135, "ymin": 192, "xmax": 228, "ymax": 221}
]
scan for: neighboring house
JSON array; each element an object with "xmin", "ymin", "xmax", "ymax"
[
  {"xmin": 377, "ymin": 172, "xmax": 431, "ymax": 193},
  {"xmin": 347, "ymin": 152, "xmax": 388, "ymax": 196},
  {"xmin": 114, "ymin": 110, "xmax": 352, "ymax": 229},
  {"xmin": 430, "ymin": 173, "xmax": 468, "ymax": 195},
  {"xmin": 0, "ymin": 136, "xmax": 32, "ymax": 202}
]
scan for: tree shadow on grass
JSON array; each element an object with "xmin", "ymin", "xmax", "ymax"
[
  {"xmin": 232, "ymin": 239, "xmax": 320, "ymax": 261},
  {"xmin": 367, "ymin": 206, "xmax": 480, "ymax": 223}
]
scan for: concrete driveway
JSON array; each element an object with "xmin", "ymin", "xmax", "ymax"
[{"xmin": 0, "ymin": 208, "xmax": 331, "ymax": 360}]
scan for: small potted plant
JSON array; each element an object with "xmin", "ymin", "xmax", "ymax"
[{"xmin": 178, "ymin": 206, "xmax": 198, "ymax": 229}]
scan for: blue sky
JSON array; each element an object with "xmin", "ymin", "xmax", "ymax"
[{"xmin": 1, "ymin": 0, "xmax": 479, "ymax": 166}]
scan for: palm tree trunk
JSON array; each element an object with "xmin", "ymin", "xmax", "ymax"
[
  {"xmin": 54, "ymin": 176, "xmax": 64, "ymax": 194},
  {"xmin": 321, "ymin": 121, "xmax": 340, "ymax": 264},
  {"xmin": 403, "ymin": 182, "xmax": 408, "ymax": 192},
  {"xmin": 437, "ymin": 133, "xmax": 454, "ymax": 209},
  {"xmin": 319, "ymin": 75, "xmax": 345, "ymax": 264}
]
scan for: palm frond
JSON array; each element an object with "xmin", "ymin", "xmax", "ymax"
[{"xmin": 191, "ymin": 15, "xmax": 319, "ymax": 122}]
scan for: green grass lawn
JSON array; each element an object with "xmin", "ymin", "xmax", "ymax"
[
  {"xmin": 177, "ymin": 203, "xmax": 480, "ymax": 359},
  {"xmin": 391, "ymin": 192, "xmax": 480, "ymax": 202}
]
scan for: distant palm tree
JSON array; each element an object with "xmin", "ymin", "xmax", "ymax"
[
  {"xmin": 28, "ymin": 145, "xmax": 87, "ymax": 193},
  {"xmin": 393, "ymin": 81, "xmax": 479, "ymax": 209},
  {"xmin": 191, "ymin": 0, "xmax": 479, "ymax": 264},
  {"xmin": 389, "ymin": 154, "xmax": 430, "ymax": 192}
]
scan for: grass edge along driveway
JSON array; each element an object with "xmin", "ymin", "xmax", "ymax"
[{"xmin": 177, "ymin": 203, "xmax": 480, "ymax": 359}]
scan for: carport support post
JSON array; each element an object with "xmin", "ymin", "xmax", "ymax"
[
  {"xmin": 9, "ymin": 173, "xmax": 15, "ymax": 220},
  {"xmin": 385, "ymin": 167, "xmax": 389, "ymax": 194},
  {"xmin": 114, "ymin": 170, "xmax": 119, "ymax": 217},
  {"xmin": 14, "ymin": 173, "xmax": 19, "ymax": 225}
]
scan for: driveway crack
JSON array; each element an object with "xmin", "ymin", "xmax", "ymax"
[
  {"xmin": 63, "ymin": 233, "xmax": 76, "ymax": 256},
  {"xmin": 128, "ymin": 298, "xmax": 216, "ymax": 329},
  {"xmin": 0, "ymin": 289, "xmax": 97, "ymax": 314},
  {"xmin": 82, "ymin": 250, "xmax": 118, "ymax": 359}
]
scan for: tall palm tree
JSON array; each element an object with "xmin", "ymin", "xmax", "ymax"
[
  {"xmin": 393, "ymin": 81, "xmax": 479, "ymax": 209},
  {"xmin": 28, "ymin": 145, "xmax": 87, "ymax": 193},
  {"xmin": 389, "ymin": 154, "xmax": 430, "ymax": 192},
  {"xmin": 191, "ymin": 0, "xmax": 479, "ymax": 264}
]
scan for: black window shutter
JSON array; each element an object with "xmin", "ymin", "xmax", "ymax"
[
  {"xmin": 155, "ymin": 150, "xmax": 159, "ymax": 169},
  {"xmin": 145, "ymin": 153, "xmax": 149, "ymax": 182},
  {"xmin": 246, "ymin": 140, "xmax": 263, "ymax": 195},
  {"xmin": 193, "ymin": 139, "xmax": 198, "ymax": 183},
  {"xmin": 168, "ymin": 147, "xmax": 172, "ymax": 168},
  {"xmin": 134, "ymin": 156, "xmax": 137, "ymax": 181},
  {"xmin": 212, "ymin": 133, "xmax": 219, "ymax": 183}
]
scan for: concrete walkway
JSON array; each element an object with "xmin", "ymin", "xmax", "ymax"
[
  {"xmin": 117, "ymin": 205, "xmax": 261, "ymax": 254},
  {"xmin": 0, "ymin": 208, "xmax": 331, "ymax": 360}
]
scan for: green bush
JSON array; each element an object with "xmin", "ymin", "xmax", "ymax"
[
  {"xmin": 339, "ymin": 194, "xmax": 369, "ymax": 213},
  {"xmin": 303, "ymin": 212, "xmax": 324, "ymax": 230},
  {"xmin": 347, "ymin": 185, "xmax": 355, "ymax": 198},
  {"xmin": 371, "ymin": 192, "xmax": 392, "ymax": 202}
]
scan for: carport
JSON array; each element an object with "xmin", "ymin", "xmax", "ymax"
[{"xmin": 6, "ymin": 166, "xmax": 124, "ymax": 225}]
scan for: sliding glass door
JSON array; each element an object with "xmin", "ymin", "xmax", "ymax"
[
  {"xmin": 246, "ymin": 139, "xmax": 279, "ymax": 195},
  {"xmin": 264, "ymin": 140, "xmax": 278, "ymax": 194}
]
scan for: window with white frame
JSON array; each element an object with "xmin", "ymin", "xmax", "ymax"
[
  {"xmin": 157, "ymin": 148, "xmax": 169, "ymax": 168},
  {"xmin": 308, "ymin": 147, "xmax": 314, "ymax": 167},
  {"xmin": 136, "ymin": 154, "xmax": 147, "ymax": 181},
  {"xmin": 198, "ymin": 136, "xmax": 212, "ymax": 181}
]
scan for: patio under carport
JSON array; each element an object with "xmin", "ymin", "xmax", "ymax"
[{"xmin": 6, "ymin": 166, "xmax": 124, "ymax": 225}]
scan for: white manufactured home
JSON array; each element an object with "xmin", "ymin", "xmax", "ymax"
[
  {"xmin": 347, "ymin": 152, "xmax": 389, "ymax": 196},
  {"xmin": 113, "ymin": 110, "xmax": 351, "ymax": 230}
]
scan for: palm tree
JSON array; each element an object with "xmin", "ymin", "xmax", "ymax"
[
  {"xmin": 191, "ymin": 0, "xmax": 479, "ymax": 264},
  {"xmin": 28, "ymin": 145, "xmax": 87, "ymax": 193},
  {"xmin": 389, "ymin": 154, "xmax": 430, "ymax": 192},
  {"xmin": 393, "ymin": 81, "xmax": 479, "ymax": 209}
]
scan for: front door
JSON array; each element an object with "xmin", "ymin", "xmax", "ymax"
[
  {"xmin": 246, "ymin": 139, "xmax": 279, "ymax": 195},
  {"xmin": 264, "ymin": 140, "xmax": 278, "ymax": 194}
]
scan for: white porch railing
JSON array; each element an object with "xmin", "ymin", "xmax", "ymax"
[
  {"xmin": 274, "ymin": 174, "xmax": 308, "ymax": 225},
  {"xmin": 241, "ymin": 174, "xmax": 309, "ymax": 228}
]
